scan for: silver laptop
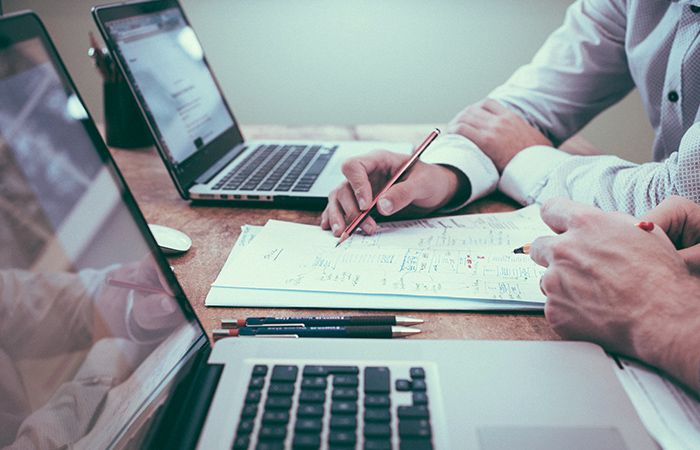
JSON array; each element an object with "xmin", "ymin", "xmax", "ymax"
[
  {"xmin": 0, "ymin": 11, "xmax": 656, "ymax": 450},
  {"xmin": 92, "ymin": 0, "xmax": 411, "ymax": 207}
]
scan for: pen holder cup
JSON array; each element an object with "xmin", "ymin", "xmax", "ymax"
[{"xmin": 104, "ymin": 80, "xmax": 153, "ymax": 149}]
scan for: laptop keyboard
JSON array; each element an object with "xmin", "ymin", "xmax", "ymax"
[
  {"xmin": 212, "ymin": 144, "xmax": 337, "ymax": 193},
  {"xmin": 232, "ymin": 364, "xmax": 434, "ymax": 450}
]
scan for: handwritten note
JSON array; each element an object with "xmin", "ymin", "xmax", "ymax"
[{"xmin": 209, "ymin": 206, "xmax": 552, "ymax": 309}]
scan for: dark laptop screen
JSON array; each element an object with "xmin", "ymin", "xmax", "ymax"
[
  {"xmin": 105, "ymin": 6, "xmax": 234, "ymax": 167},
  {"xmin": 0, "ymin": 15, "xmax": 203, "ymax": 449}
]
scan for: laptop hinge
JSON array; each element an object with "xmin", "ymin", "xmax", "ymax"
[
  {"xmin": 195, "ymin": 144, "xmax": 247, "ymax": 185},
  {"xmin": 143, "ymin": 346, "xmax": 223, "ymax": 449}
]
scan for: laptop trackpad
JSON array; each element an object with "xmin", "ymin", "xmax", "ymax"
[{"xmin": 477, "ymin": 426, "xmax": 629, "ymax": 450}]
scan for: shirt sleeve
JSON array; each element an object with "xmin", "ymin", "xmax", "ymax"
[
  {"xmin": 419, "ymin": 133, "xmax": 499, "ymax": 211},
  {"xmin": 500, "ymin": 122, "xmax": 700, "ymax": 216},
  {"xmin": 489, "ymin": 0, "xmax": 634, "ymax": 146}
]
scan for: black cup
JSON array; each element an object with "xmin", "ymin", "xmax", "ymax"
[{"xmin": 104, "ymin": 80, "xmax": 153, "ymax": 149}]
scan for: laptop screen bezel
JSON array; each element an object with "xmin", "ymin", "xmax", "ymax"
[
  {"xmin": 0, "ymin": 10, "xmax": 212, "ymax": 447},
  {"xmin": 93, "ymin": 0, "xmax": 246, "ymax": 198}
]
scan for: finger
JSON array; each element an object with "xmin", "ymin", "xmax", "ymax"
[
  {"xmin": 538, "ymin": 197, "xmax": 600, "ymax": 234},
  {"xmin": 679, "ymin": 244, "xmax": 700, "ymax": 274},
  {"xmin": 320, "ymin": 209, "xmax": 330, "ymax": 229},
  {"xmin": 341, "ymin": 151, "xmax": 395, "ymax": 210},
  {"xmin": 641, "ymin": 196, "xmax": 700, "ymax": 248},
  {"xmin": 446, "ymin": 121, "xmax": 481, "ymax": 140},
  {"xmin": 376, "ymin": 174, "xmax": 427, "ymax": 216},
  {"xmin": 480, "ymin": 98, "xmax": 509, "ymax": 114},
  {"xmin": 528, "ymin": 235, "xmax": 558, "ymax": 268},
  {"xmin": 325, "ymin": 189, "xmax": 349, "ymax": 236},
  {"xmin": 335, "ymin": 186, "xmax": 377, "ymax": 235}
]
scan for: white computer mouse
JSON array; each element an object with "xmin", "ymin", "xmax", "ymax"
[{"xmin": 148, "ymin": 224, "xmax": 192, "ymax": 255}]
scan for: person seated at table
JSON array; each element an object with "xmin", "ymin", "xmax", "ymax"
[
  {"xmin": 321, "ymin": 0, "xmax": 700, "ymax": 236},
  {"xmin": 529, "ymin": 196, "xmax": 700, "ymax": 394}
]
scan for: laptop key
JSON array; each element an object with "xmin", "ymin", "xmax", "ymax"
[
  {"xmin": 332, "ymin": 388, "xmax": 358, "ymax": 401},
  {"xmin": 330, "ymin": 415, "xmax": 357, "ymax": 429},
  {"xmin": 299, "ymin": 390, "xmax": 325, "ymax": 403},
  {"xmin": 364, "ymin": 408, "xmax": 391, "ymax": 422},
  {"xmin": 333, "ymin": 375, "xmax": 359, "ymax": 387},
  {"xmin": 262, "ymin": 410, "xmax": 290, "ymax": 424},
  {"xmin": 411, "ymin": 379, "xmax": 427, "ymax": 391},
  {"xmin": 271, "ymin": 365, "xmax": 298, "ymax": 383},
  {"xmin": 265, "ymin": 396, "xmax": 292, "ymax": 410},
  {"xmin": 397, "ymin": 405, "xmax": 429, "ymax": 419},
  {"xmin": 249, "ymin": 376, "xmax": 266, "ymax": 390},
  {"xmin": 268, "ymin": 383, "xmax": 295, "ymax": 396},
  {"xmin": 364, "ymin": 423, "xmax": 391, "ymax": 438},
  {"xmin": 237, "ymin": 418, "xmax": 255, "ymax": 435},
  {"xmin": 365, "ymin": 395, "xmax": 390, "ymax": 408},
  {"xmin": 245, "ymin": 391, "xmax": 262, "ymax": 404},
  {"xmin": 259, "ymin": 425, "xmax": 287, "ymax": 441},
  {"xmin": 398, "ymin": 419, "xmax": 432, "ymax": 438},
  {"xmin": 329, "ymin": 430, "xmax": 357, "ymax": 446},
  {"xmin": 297, "ymin": 404, "xmax": 324, "ymax": 417},
  {"xmin": 292, "ymin": 433, "xmax": 321, "ymax": 449},
  {"xmin": 295, "ymin": 417, "xmax": 322, "ymax": 433},
  {"xmin": 364, "ymin": 367, "xmax": 390, "ymax": 393},
  {"xmin": 412, "ymin": 392, "xmax": 429, "ymax": 406},
  {"xmin": 232, "ymin": 435, "xmax": 250, "ymax": 449},
  {"xmin": 303, "ymin": 365, "xmax": 359, "ymax": 377},
  {"xmin": 331, "ymin": 401, "xmax": 357, "ymax": 415},
  {"xmin": 399, "ymin": 439, "xmax": 433, "ymax": 450},
  {"xmin": 241, "ymin": 404, "xmax": 259, "ymax": 418},
  {"xmin": 252, "ymin": 365, "xmax": 268, "ymax": 376},
  {"xmin": 301, "ymin": 377, "xmax": 327, "ymax": 390},
  {"xmin": 364, "ymin": 440, "xmax": 392, "ymax": 450},
  {"xmin": 410, "ymin": 367, "xmax": 425, "ymax": 379},
  {"xmin": 396, "ymin": 379, "xmax": 412, "ymax": 391},
  {"xmin": 256, "ymin": 442, "xmax": 285, "ymax": 450}
]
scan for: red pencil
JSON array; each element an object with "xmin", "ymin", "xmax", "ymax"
[{"xmin": 336, "ymin": 128, "xmax": 441, "ymax": 247}]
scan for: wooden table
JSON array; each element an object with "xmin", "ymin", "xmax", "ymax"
[{"xmin": 109, "ymin": 125, "xmax": 560, "ymax": 342}]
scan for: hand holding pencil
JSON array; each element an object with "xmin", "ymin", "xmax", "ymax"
[{"xmin": 322, "ymin": 129, "xmax": 469, "ymax": 240}]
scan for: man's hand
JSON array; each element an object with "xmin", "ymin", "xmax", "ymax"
[
  {"xmin": 529, "ymin": 198, "xmax": 700, "ymax": 393},
  {"xmin": 642, "ymin": 196, "xmax": 700, "ymax": 274},
  {"xmin": 321, "ymin": 150, "xmax": 467, "ymax": 236},
  {"xmin": 447, "ymin": 99, "xmax": 552, "ymax": 172}
]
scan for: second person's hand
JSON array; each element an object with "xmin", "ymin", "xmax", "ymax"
[{"xmin": 320, "ymin": 150, "xmax": 467, "ymax": 236}]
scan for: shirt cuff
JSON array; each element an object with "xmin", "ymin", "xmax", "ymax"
[
  {"xmin": 420, "ymin": 134, "xmax": 499, "ymax": 211},
  {"xmin": 499, "ymin": 145, "xmax": 573, "ymax": 205}
]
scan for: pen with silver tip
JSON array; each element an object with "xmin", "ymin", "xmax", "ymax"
[
  {"xmin": 213, "ymin": 326, "xmax": 421, "ymax": 339},
  {"xmin": 221, "ymin": 315, "xmax": 424, "ymax": 328}
]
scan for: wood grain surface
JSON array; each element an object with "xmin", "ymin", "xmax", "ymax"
[{"xmin": 109, "ymin": 124, "xmax": 560, "ymax": 342}]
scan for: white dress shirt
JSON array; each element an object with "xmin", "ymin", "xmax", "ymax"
[{"xmin": 423, "ymin": 0, "xmax": 700, "ymax": 216}]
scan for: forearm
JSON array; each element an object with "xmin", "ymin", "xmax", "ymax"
[
  {"xmin": 500, "ymin": 145, "xmax": 699, "ymax": 216},
  {"xmin": 489, "ymin": 0, "xmax": 633, "ymax": 145}
]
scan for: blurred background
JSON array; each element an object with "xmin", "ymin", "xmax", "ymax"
[{"xmin": 4, "ymin": 0, "xmax": 654, "ymax": 163}]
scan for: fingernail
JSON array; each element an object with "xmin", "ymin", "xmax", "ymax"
[
  {"xmin": 331, "ymin": 223, "xmax": 340, "ymax": 232},
  {"xmin": 358, "ymin": 197, "xmax": 367, "ymax": 210},
  {"xmin": 378, "ymin": 198, "xmax": 393, "ymax": 214}
]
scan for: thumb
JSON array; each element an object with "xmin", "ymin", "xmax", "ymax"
[{"xmin": 376, "ymin": 177, "xmax": 424, "ymax": 216}]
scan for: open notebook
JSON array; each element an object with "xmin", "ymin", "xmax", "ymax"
[{"xmin": 206, "ymin": 206, "xmax": 553, "ymax": 310}]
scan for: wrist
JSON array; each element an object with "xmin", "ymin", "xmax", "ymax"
[
  {"xmin": 438, "ymin": 164, "xmax": 471, "ymax": 210},
  {"xmin": 638, "ymin": 276, "xmax": 700, "ymax": 392}
]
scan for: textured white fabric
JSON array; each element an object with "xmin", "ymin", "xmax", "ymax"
[
  {"xmin": 434, "ymin": 0, "xmax": 700, "ymax": 215},
  {"xmin": 420, "ymin": 134, "xmax": 499, "ymax": 209}
]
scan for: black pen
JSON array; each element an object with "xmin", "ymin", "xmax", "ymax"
[
  {"xmin": 221, "ymin": 315, "xmax": 424, "ymax": 328},
  {"xmin": 212, "ymin": 326, "xmax": 421, "ymax": 339}
]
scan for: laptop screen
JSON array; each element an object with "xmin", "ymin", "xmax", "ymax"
[
  {"xmin": 0, "ymin": 14, "xmax": 203, "ymax": 449},
  {"xmin": 105, "ymin": 6, "xmax": 235, "ymax": 168}
]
